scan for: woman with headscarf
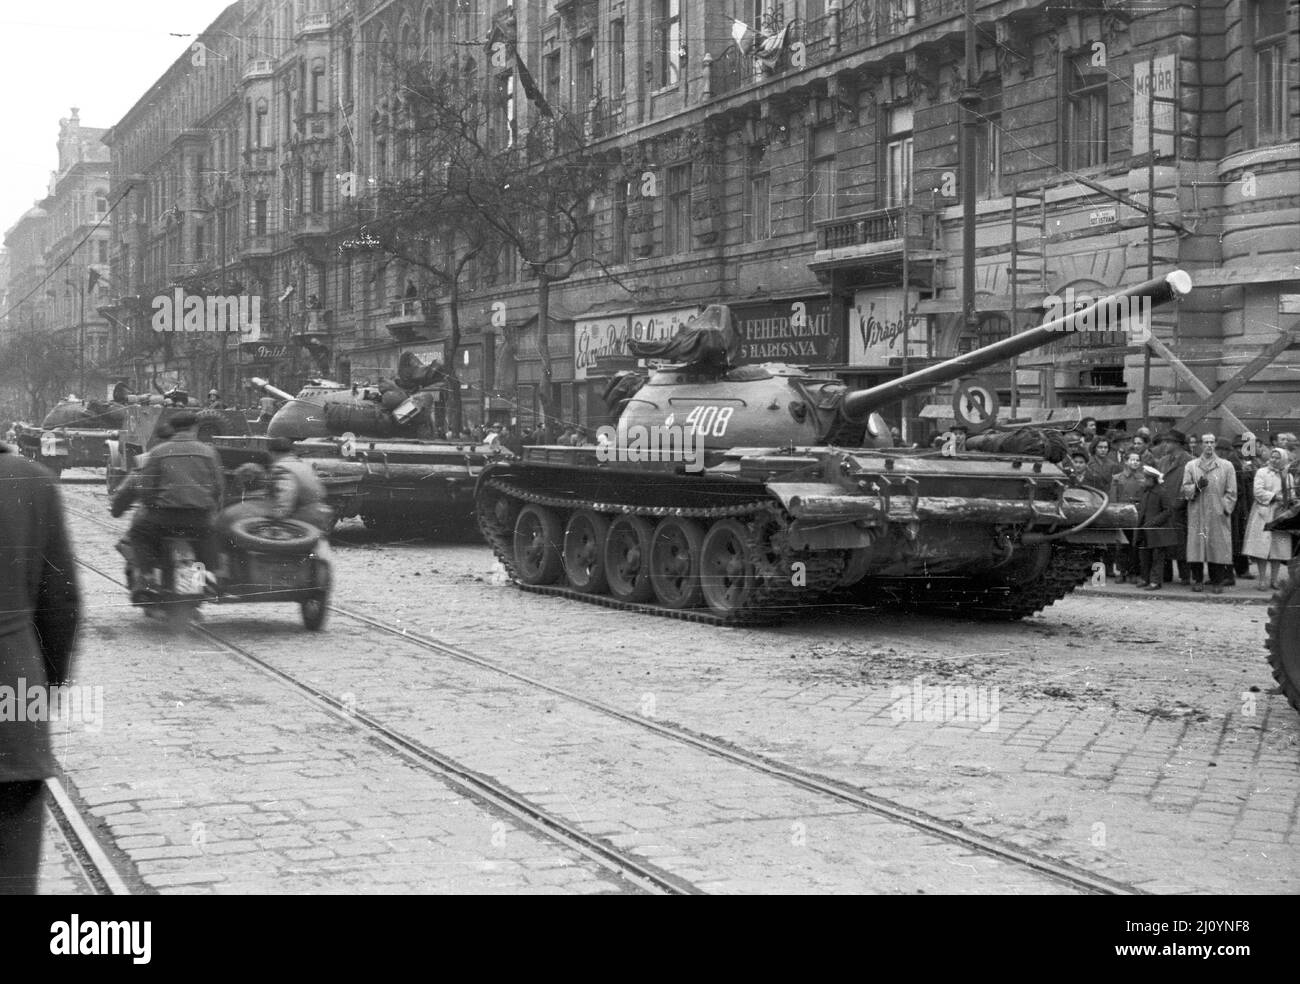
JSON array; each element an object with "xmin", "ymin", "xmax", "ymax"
[{"xmin": 1244, "ymin": 447, "xmax": 1294, "ymax": 589}]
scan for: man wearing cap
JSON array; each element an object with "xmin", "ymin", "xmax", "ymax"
[
  {"xmin": 1181, "ymin": 431, "xmax": 1238, "ymax": 593},
  {"xmin": 1137, "ymin": 464, "xmax": 1177, "ymax": 589},
  {"xmin": 1155, "ymin": 429, "xmax": 1194, "ymax": 584},
  {"xmin": 206, "ymin": 389, "xmax": 226, "ymax": 410},
  {"xmin": 110, "ymin": 410, "xmax": 224, "ymax": 589}
]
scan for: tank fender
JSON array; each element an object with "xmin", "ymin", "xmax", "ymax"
[{"xmin": 767, "ymin": 482, "xmax": 880, "ymax": 522}]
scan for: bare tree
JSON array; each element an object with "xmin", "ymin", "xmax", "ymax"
[{"xmin": 367, "ymin": 49, "xmax": 615, "ymax": 433}]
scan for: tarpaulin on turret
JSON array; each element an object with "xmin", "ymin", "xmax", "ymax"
[{"xmin": 628, "ymin": 304, "xmax": 742, "ymax": 373}]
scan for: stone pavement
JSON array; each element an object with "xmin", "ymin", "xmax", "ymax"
[
  {"xmin": 39, "ymin": 503, "xmax": 627, "ymax": 894},
  {"xmin": 43, "ymin": 483, "xmax": 1300, "ymax": 893}
]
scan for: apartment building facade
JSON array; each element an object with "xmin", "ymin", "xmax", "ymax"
[{"xmin": 97, "ymin": 0, "xmax": 1298, "ymax": 435}]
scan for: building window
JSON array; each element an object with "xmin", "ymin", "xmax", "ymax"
[
  {"xmin": 655, "ymin": 0, "xmax": 681, "ymax": 88},
  {"xmin": 195, "ymin": 222, "xmax": 207, "ymax": 260},
  {"xmin": 342, "ymin": 41, "xmax": 354, "ymax": 104},
  {"xmin": 807, "ymin": 124, "xmax": 837, "ymax": 227},
  {"xmin": 884, "ymin": 105, "xmax": 913, "ymax": 207},
  {"xmin": 1254, "ymin": 0, "xmax": 1291, "ymax": 142},
  {"xmin": 310, "ymin": 170, "xmax": 325, "ymax": 213},
  {"xmin": 666, "ymin": 163, "xmax": 692, "ymax": 253},
  {"xmin": 311, "ymin": 64, "xmax": 325, "ymax": 113},
  {"xmin": 575, "ymin": 36, "xmax": 595, "ymax": 110},
  {"xmin": 95, "ymin": 193, "xmax": 108, "ymax": 215},
  {"xmin": 612, "ymin": 178, "xmax": 630, "ymax": 263},
  {"xmin": 544, "ymin": 51, "xmax": 561, "ymax": 108},
  {"xmin": 610, "ymin": 19, "xmax": 626, "ymax": 96},
  {"xmin": 254, "ymin": 100, "xmax": 268, "ymax": 148},
  {"xmin": 96, "ymin": 239, "xmax": 108, "ymax": 264},
  {"xmin": 376, "ymin": 137, "xmax": 387, "ymax": 178},
  {"xmin": 975, "ymin": 90, "xmax": 1002, "ymax": 199},
  {"xmin": 745, "ymin": 146, "xmax": 772, "ymax": 241},
  {"xmin": 1064, "ymin": 55, "xmax": 1108, "ymax": 170},
  {"xmin": 489, "ymin": 73, "xmax": 515, "ymax": 151},
  {"xmin": 341, "ymin": 257, "xmax": 352, "ymax": 310},
  {"xmin": 253, "ymin": 198, "xmax": 268, "ymax": 236}
]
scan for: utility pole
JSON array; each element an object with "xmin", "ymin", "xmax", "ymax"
[{"xmin": 959, "ymin": 0, "xmax": 979, "ymax": 344}]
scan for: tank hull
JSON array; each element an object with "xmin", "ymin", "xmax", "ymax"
[
  {"xmin": 475, "ymin": 445, "xmax": 1133, "ymax": 625},
  {"xmin": 214, "ymin": 434, "xmax": 502, "ymax": 537}
]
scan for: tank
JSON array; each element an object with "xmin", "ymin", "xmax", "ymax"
[
  {"xmin": 214, "ymin": 364, "xmax": 510, "ymax": 537},
  {"xmin": 475, "ymin": 271, "xmax": 1194, "ymax": 623},
  {"xmin": 14, "ymin": 397, "xmax": 129, "ymax": 475},
  {"xmin": 106, "ymin": 402, "xmax": 252, "ymax": 493}
]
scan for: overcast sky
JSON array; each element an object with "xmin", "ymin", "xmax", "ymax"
[{"xmin": 0, "ymin": 0, "xmax": 233, "ymax": 236}]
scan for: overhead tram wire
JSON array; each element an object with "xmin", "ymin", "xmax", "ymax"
[{"xmin": 0, "ymin": 186, "xmax": 131, "ymax": 327}]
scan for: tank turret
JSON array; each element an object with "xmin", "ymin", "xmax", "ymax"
[{"xmin": 616, "ymin": 271, "xmax": 1191, "ymax": 454}]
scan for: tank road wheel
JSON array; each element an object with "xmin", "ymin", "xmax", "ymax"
[
  {"xmin": 1265, "ymin": 567, "xmax": 1300, "ymax": 716},
  {"xmin": 563, "ymin": 510, "xmax": 611, "ymax": 594},
  {"xmin": 513, "ymin": 505, "xmax": 564, "ymax": 585},
  {"xmin": 700, "ymin": 519, "xmax": 757, "ymax": 615},
  {"xmin": 649, "ymin": 518, "xmax": 705, "ymax": 609},
  {"xmin": 604, "ymin": 515, "xmax": 655, "ymax": 602}
]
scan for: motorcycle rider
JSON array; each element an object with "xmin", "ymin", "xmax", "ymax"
[
  {"xmin": 265, "ymin": 437, "xmax": 332, "ymax": 531},
  {"xmin": 110, "ymin": 410, "xmax": 224, "ymax": 594}
]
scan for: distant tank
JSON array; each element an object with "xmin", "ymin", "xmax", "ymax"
[
  {"xmin": 213, "ymin": 357, "xmax": 509, "ymax": 536},
  {"xmin": 105, "ymin": 401, "xmax": 253, "ymax": 493},
  {"xmin": 15, "ymin": 395, "xmax": 131, "ymax": 476},
  {"xmin": 475, "ymin": 271, "xmax": 1193, "ymax": 624}
]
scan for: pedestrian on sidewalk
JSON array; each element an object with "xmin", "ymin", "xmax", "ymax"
[
  {"xmin": 0, "ymin": 443, "xmax": 81, "ymax": 895},
  {"xmin": 1082, "ymin": 438, "xmax": 1119, "ymax": 493},
  {"xmin": 1244, "ymin": 447, "xmax": 1293, "ymax": 589},
  {"xmin": 1182, "ymin": 431, "xmax": 1238, "ymax": 594},
  {"xmin": 1137, "ymin": 466, "xmax": 1177, "ymax": 590},
  {"xmin": 1155, "ymin": 429, "xmax": 1194, "ymax": 585},
  {"xmin": 1111, "ymin": 451, "xmax": 1147, "ymax": 582}
]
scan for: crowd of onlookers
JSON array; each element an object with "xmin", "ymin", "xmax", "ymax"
[
  {"xmin": 441, "ymin": 420, "xmax": 596, "ymax": 453},
  {"xmin": 1064, "ymin": 417, "xmax": 1298, "ymax": 594}
]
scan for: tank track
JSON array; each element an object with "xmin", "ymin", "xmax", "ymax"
[
  {"xmin": 1264, "ymin": 562, "xmax": 1300, "ymax": 716},
  {"xmin": 478, "ymin": 477, "xmax": 845, "ymax": 625},
  {"xmin": 868, "ymin": 544, "xmax": 1097, "ymax": 621}
]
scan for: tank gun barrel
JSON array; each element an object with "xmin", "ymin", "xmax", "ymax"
[
  {"xmin": 249, "ymin": 376, "xmax": 295, "ymax": 403},
  {"xmin": 841, "ymin": 270, "xmax": 1193, "ymax": 421}
]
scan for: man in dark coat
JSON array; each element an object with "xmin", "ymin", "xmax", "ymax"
[
  {"xmin": 1221, "ymin": 436, "xmax": 1253, "ymax": 581},
  {"xmin": 1137, "ymin": 466, "xmax": 1178, "ymax": 589},
  {"xmin": 1155, "ymin": 429, "xmax": 1193, "ymax": 584},
  {"xmin": 0, "ymin": 445, "xmax": 80, "ymax": 894}
]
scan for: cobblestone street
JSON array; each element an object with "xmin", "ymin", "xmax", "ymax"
[{"xmin": 32, "ymin": 477, "xmax": 1300, "ymax": 895}]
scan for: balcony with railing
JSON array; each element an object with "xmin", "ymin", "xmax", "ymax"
[
  {"xmin": 586, "ymin": 95, "xmax": 626, "ymax": 139},
  {"xmin": 385, "ymin": 298, "xmax": 436, "ymax": 341},
  {"xmin": 291, "ymin": 308, "xmax": 332, "ymax": 346},
  {"xmin": 243, "ymin": 59, "xmax": 274, "ymax": 81},
  {"xmin": 809, "ymin": 207, "xmax": 942, "ymax": 274},
  {"xmin": 297, "ymin": 11, "xmax": 330, "ymax": 37}
]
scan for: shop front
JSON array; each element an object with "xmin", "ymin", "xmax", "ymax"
[
  {"xmin": 573, "ymin": 306, "xmax": 701, "ymax": 430},
  {"xmin": 728, "ymin": 295, "xmax": 845, "ymax": 367},
  {"xmin": 840, "ymin": 286, "xmax": 927, "ymax": 439}
]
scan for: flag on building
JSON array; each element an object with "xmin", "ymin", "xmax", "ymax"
[
  {"xmin": 730, "ymin": 18, "xmax": 753, "ymax": 53},
  {"xmin": 486, "ymin": 23, "xmax": 553, "ymax": 118},
  {"xmin": 755, "ymin": 22, "xmax": 792, "ymax": 74}
]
